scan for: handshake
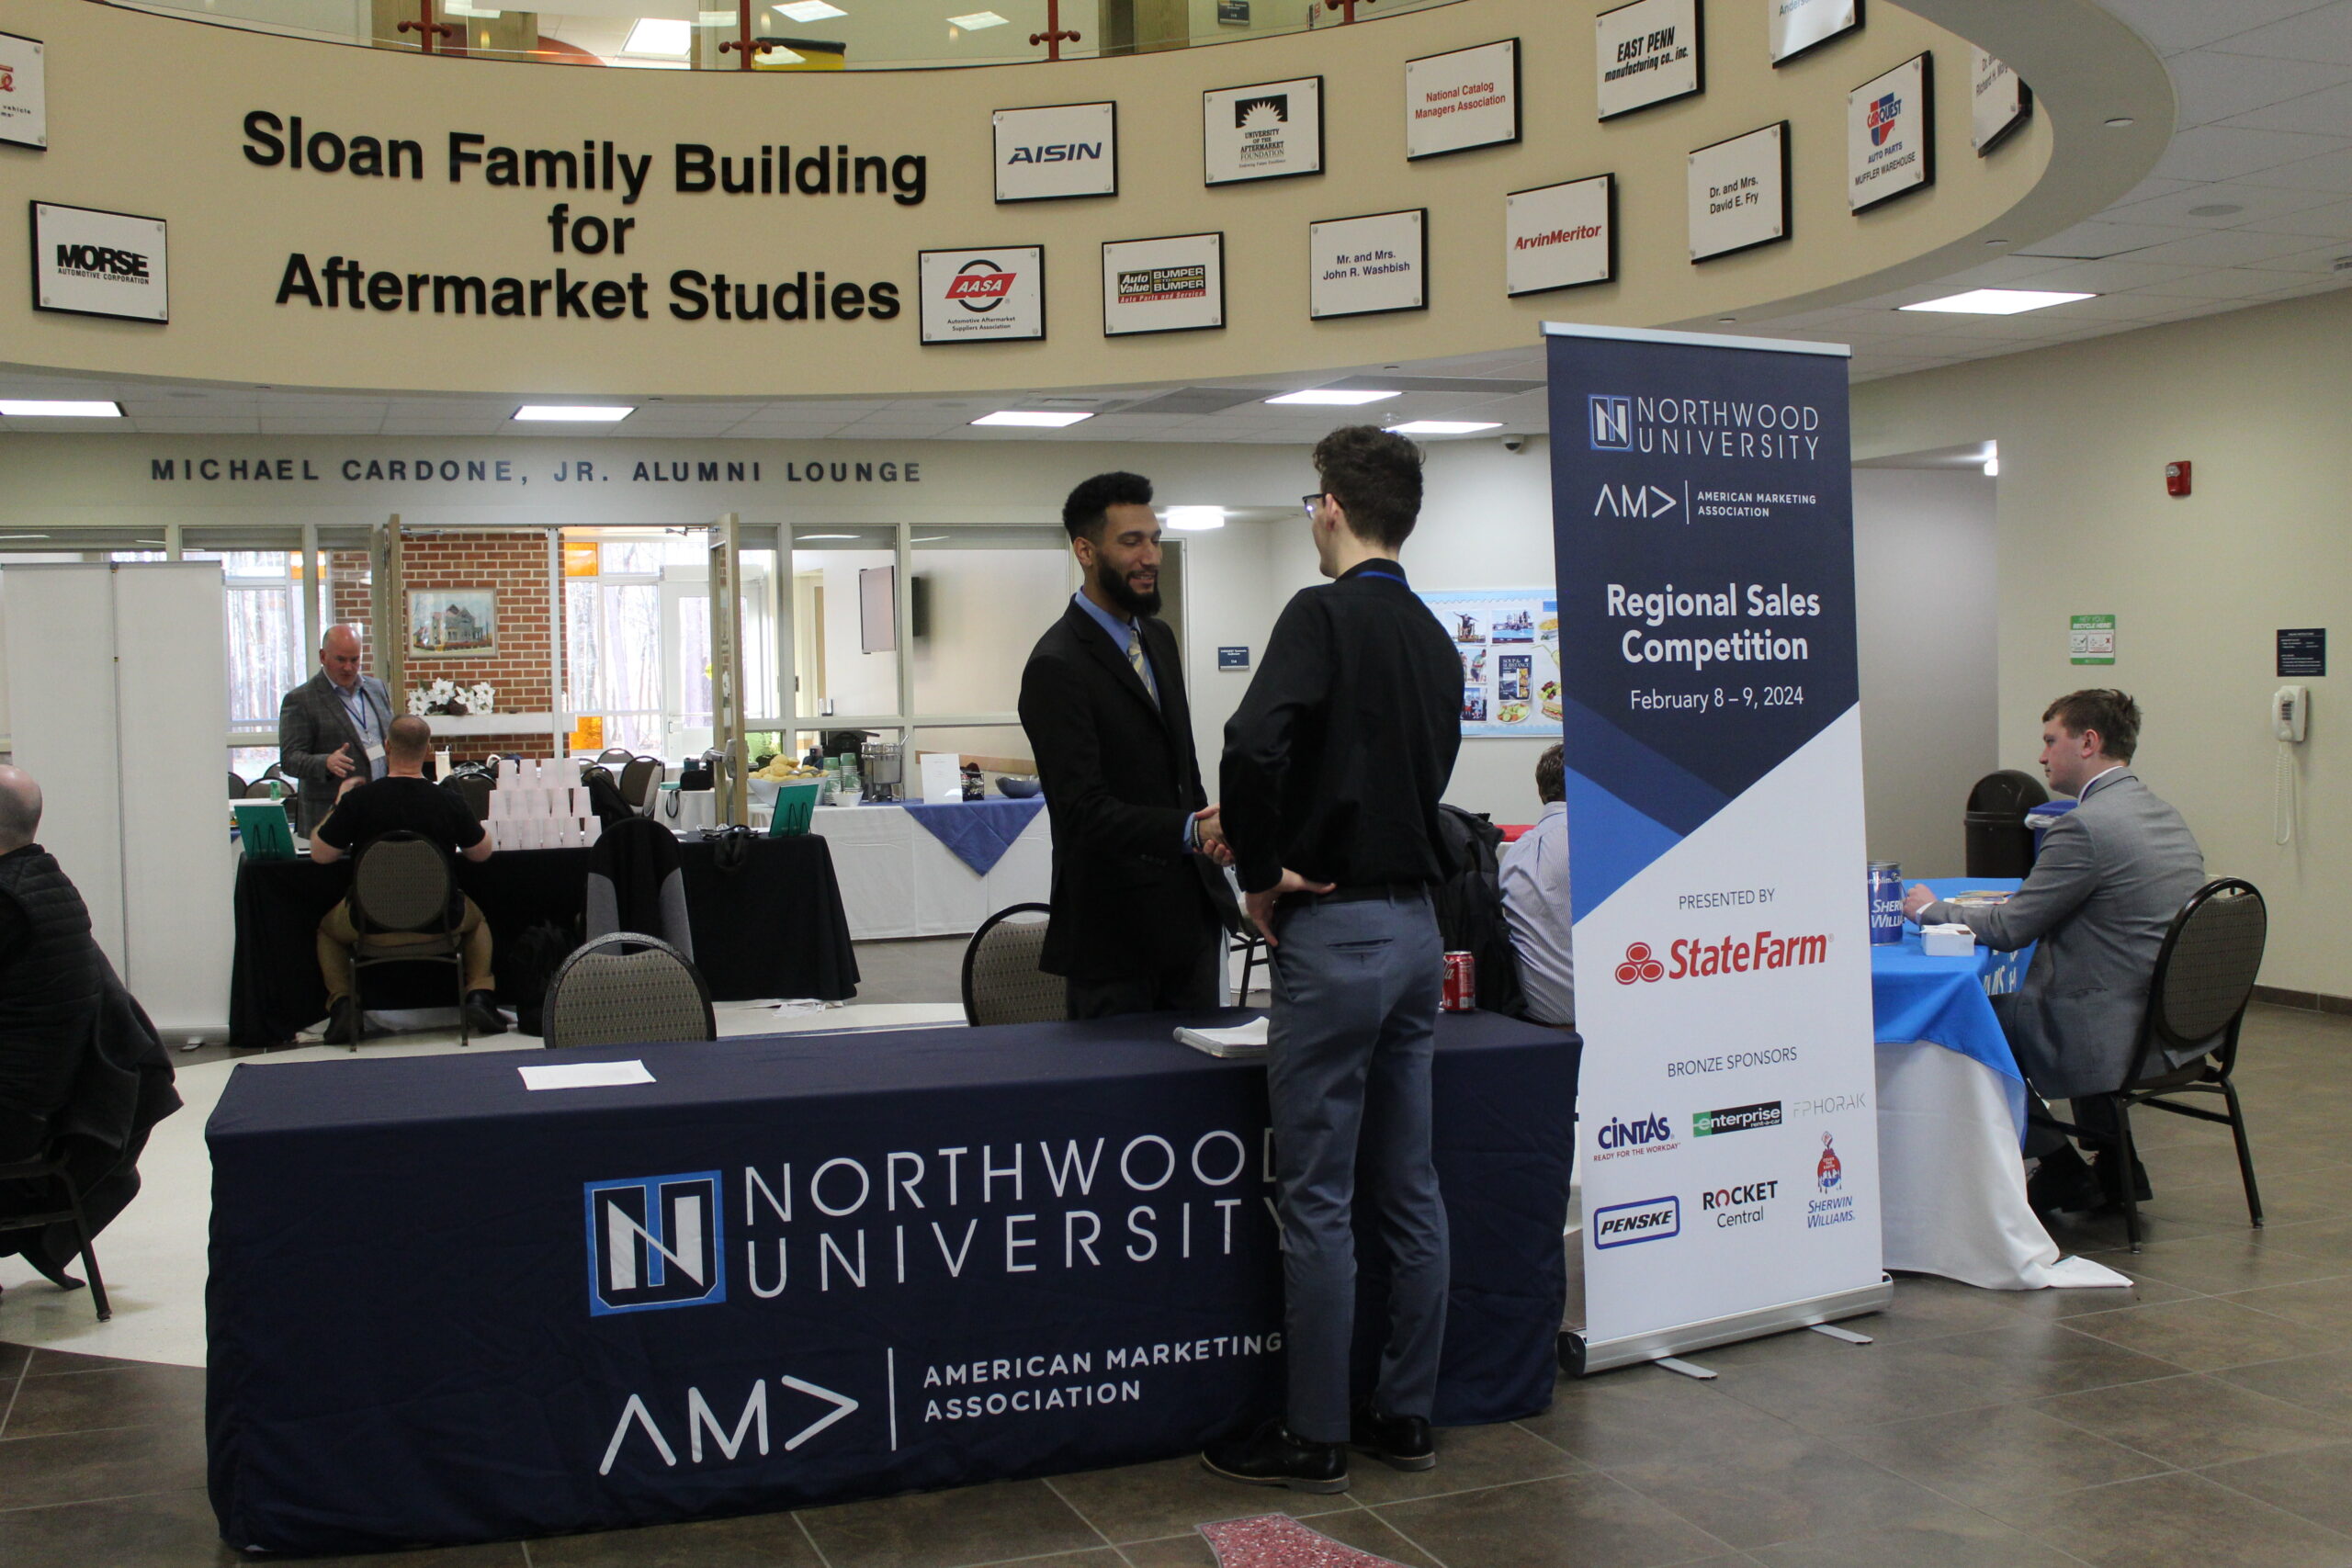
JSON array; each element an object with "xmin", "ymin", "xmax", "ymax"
[{"xmin": 1193, "ymin": 805, "xmax": 1234, "ymax": 868}]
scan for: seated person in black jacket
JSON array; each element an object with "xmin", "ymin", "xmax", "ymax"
[
  {"xmin": 311, "ymin": 716, "xmax": 502, "ymax": 1043},
  {"xmin": 0, "ymin": 764, "xmax": 181, "ymax": 1295}
]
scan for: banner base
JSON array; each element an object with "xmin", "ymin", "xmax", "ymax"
[{"xmin": 1558, "ymin": 1276, "xmax": 1894, "ymax": 1377}]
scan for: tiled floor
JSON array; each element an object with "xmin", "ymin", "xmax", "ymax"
[{"xmin": 6, "ymin": 998, "xmax": 2349, "ymax": 1566}]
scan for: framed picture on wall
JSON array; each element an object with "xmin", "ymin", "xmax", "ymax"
[
  {"xmin": 32, "ymin": 202, "xmax": 166, "ymax": 321},
  {"xmin": 1203, "ymin": 75, "xmax": 1323, "ymax": 186},
  {"xmin": 1308, "ymin": 209, "xmax": 1428, "ymax": 319},
  {"xmin": 409, "ymin": 588, "xmax": 496, "ymax": 657},
  {"xmin": 1405, "ymin": 39, "xmax": 1521, "ymax": 160},
  {"xmin": 991, "ymin": 101, "xmax": 1117, "ymax": 203},
  {"xmin": 0, "ymin": 33, "xmax": 47, "ymax": 151},
  {"xmin": 1687, "ymin": 121, "xmax": 1789, "ymax": 262},
  {"xmin": 1849, "ymin": 52, "xmax": 1934, "ymax": 213},
  {"xmin": 1508, "ymin": 174, "xmax": 1616, "ymax": 296},
  {"xmin": 1102, "ymin": 231, "xmax": 1226, "ymax": 336},
  {"xmin": 917, "ymin": 245, "xmax": 1046, "ymax": 344},
  {"xmin": 1595, "ymin": 0, "xmax": 1702, "ymax": 121},
  {"xmin": 1770, "ymin": 0, "xmax": 1860, "ymax": 66},
  {"xmin": 1971, "ymin": 48, "xmax": 2031, "ymax": 155}
]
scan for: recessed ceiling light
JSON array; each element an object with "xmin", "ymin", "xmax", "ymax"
[
  {"xmin": 910, "ymin": 536, "xmax": 950, "ymax": 544},
  {"xmin": 2104, "ymin": 117, "xmax": 2135, "ymax": 129},
  {"xmin": 1162, "ymin": 506, "xmax": 1226, "ymax": 530},
  {"xmin": 623, "ymin": 17, "xmax": 692, "ymax": 53},
  {"xmin": 2186, "ymin": 203, "xmax": 2244, "ymax": 219},
  {"xmin": 1899, "ymin": 288, "xmax": 2096, "ymax": 316},
  {"xmin": 775, "ymin": 0, "xmax": 844, "ymax": 17},
  {"xmin": 514, "ymin": 405, "xmax": 635, "ymax": 422},
  {"xmin": 947, "ymin": 10, "xmax": 1007, "ymax": 28},
  {"xmin": 798, "ymin": 534, "xmax": 860, "ymax": 542},
  {"xmin": 972, "ymin": 410, "xmax": 1092, "ymax": 427},
  {"xmin": 0, "ymin": 400, "xmax": 122, "ymax": 417},
  {"xmin": 1386, "ymin": 421, "xmax": 1503, "ymax": 436},
  {"xmin": 1984, "ymin": 238, "xmax": 2008, "ymax": 246},
  {"xmin": 1265, "ymin": 389, "xmax": 1399, "ymax": 406}
]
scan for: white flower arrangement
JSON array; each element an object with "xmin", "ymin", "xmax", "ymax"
[{"xmin": 406, "ymin": 679, "xmax": 494, "ymax": 716}]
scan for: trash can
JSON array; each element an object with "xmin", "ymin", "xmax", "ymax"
[
  {"xmin": 2024, "ymin": 795, "xmax": 2079, "ymax": 862},
  {"xmin": 1964, "ymin": 769, "xmax": 2048, "ymax": 877}
]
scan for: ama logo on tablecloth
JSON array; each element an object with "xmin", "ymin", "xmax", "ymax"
[
  {"xmin": 1866, "ymin": 92, "xmax": 1902, "ymax": 147},
  {"xmin": 585, "ymin": 1172, "xmax": 726, "ymax": 1315}
]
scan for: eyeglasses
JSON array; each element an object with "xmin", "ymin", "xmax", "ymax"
[{"xmin": 1301, "ymin": 492, "xmax": 1325, "ymax": 521}]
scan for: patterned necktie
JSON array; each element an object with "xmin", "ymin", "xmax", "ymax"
[{"xmin": 1127, "ymin": 635, "xmax": 1157, "ymax": 705}]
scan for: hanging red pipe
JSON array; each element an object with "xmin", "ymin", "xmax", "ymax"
[
  {"xmin": 1029, "ymin": 0, "xmax": 1080, "ymax": 61},
  {"xmin": 396, "ymin": 0, "xmax": 458, "ymax": 52},
  {"xmin": 718, "ymin": 0, "xmax": 760, "ymax": 68}
]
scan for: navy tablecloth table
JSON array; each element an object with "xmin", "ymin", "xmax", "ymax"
[
  {"xmin": 226, "ymin": 836, "xmax": 860, "ymax": 1045},
  {"xmin": 206, "ymin": 1011, "xmax": 1577, "ymax": 1554}
]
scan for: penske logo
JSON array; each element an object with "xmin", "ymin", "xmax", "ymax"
[
  {"xmin": 1615, "ymin": 931, "xmax": 1829, "ymax": 983},
  {"xmin": 1592, "ymin": 1196, "xmax": 1679, "ymax": 1247}
]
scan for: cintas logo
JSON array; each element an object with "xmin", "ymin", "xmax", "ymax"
[
  {"xmin": 586, "ymin": 1171, "xmax": 726, "ymax": 1315},
  {"xmin": 1866, "ymin": 91, "xmax": 1902, "ymax": 147},
  {"xmin": 1589, "ymin": 394, "xmax": 1633, "ymax": 450},
  {"xmin": 1615, "ymin": 931, "xmax": 1828, "ymax": 984},
  {"xmin": 944, "ymin": 260, "xmax": 1015, "ymax": 314},
  {"xmin": 1592, "ymin": 1195, "xmax": 1679, "ymax": 1247},
  {"xmin": 1592, "ymin": 1111, "xmax": 1677, "ymax": 1161}
]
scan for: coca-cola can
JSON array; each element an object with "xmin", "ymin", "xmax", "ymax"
[{"xmin": 1442, "ymin": 951, "xmax": 1477, "ymax": 1012}]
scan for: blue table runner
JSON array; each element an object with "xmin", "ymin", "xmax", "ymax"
[
  {"xmin": 894, "ymin": 797, "xmax": 1046, "ymax": 876},
  {"xmin": 1871, "ymin": 876, "xmax": 2031, "ymax": 1139}
]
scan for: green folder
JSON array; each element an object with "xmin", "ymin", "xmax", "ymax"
[{"xmin": 235, "ymin": 803, "xmax": 298, "ymax": 861}]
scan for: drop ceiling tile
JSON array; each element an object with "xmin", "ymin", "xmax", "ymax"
[
  {"xmin": 2225, "ymin": 79, "xmax": 2352, "ymax": 135},
  {"xmin": 2150, "ymin": 265, "xmax": 2309, "ymax": 297},
  {"xmin": 2121, "ymin": 226, "xmax": 2329, "ymax": 264},
  {"xmin": 2234, "ymin": 195, "xmax": 2352, "ymax": 233},
  {"xmin": 2207, "ymin": 1, "xmax": 2352, "ymax": 65},
  {"xmin": 2245, "ymin": 240, "xmax": 2352, "ymax": 271},
  {"xmin": 2149, "ymin": 124, "xmax": 2348, "ymax": 181},
  {"xmin": 2102, "ymin": 0, "xmax": 2336, "ymax": 55},
  {"xmin": 2105, "ymin": 176, "xmax": 2207, "ymax": 209},
  {"xmin": 2106, "ymin": 180, "xmax": 2346, "ymax": 226},
  {"xmin": 2014, "ymin": 219, "xmax": 2206, "ymax": 258},
  {"xmin": 2167, "ymin": 51, "xmax": 2352, "ymax": 126},
  {"xmin": 2006, "ymin": 256, "xmax": 2208, "ymax": 290}
]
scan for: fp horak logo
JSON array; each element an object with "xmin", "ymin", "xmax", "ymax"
[
  {"xmin": 1589, "ymin": 394, "xmax": 1633, "ymax": 450},
  {"xmin": 586, "ymin": 1172, "xmax": 726, "ymax": 1315}
]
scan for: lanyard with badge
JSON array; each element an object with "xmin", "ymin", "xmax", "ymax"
[{"xmin": 340, "ymin": 684, "xmax": 385, "ymax": 770}]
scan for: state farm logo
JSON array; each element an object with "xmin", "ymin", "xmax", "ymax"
[
  {"xmin": 1615, "ymin": 931, "xmax": 1829, "ymax": 984},
  {"xmin": 943, "ymin": 261, "xmax": 1015, "ymax": 313},
  {"xmin": 1592, "ymin": 1195, "xmax": 1679, "ymax": 1248},
  {"xmin": 1614, "ymin": 942, "xmax": 1666, "ymax": 984}
]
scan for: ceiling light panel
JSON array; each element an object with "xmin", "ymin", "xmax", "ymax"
[
  {"xmin": 1387, "ymin": 421, "xmax": 1503, "ymax": 435},
  {"xmin": 0, "ymin": 400, "xmax": 123, "ymax": 417},
  {"xmin": 514, "ymin": 405, "xmax": 635, "ymax": 422},
  {"xmin": 1899, "ymin": 288, "xmax": 2098, "ymax": 315},
  {"xmin": 972, "ymin": 410, "xmax": 1092, "ymax": 427},
  {"xmin": 1264, "ymin": 389, "xmax": 1400, "ymax": 406}
]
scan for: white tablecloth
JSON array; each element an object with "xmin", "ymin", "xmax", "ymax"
[
  {"xmin": 1877, "ymin": 1040, "xmax": 2131, "ymax": 1291},
  {"xmin": 808, "ymin": 803, "xmax": 1051, "ymax": 942}
]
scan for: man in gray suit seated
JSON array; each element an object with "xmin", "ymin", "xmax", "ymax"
[
  {"xmin": 278, "ymin": 624, "xmax": 397, "ymax": 838},
  {"xmin": 1904, "ymin": 689, "xmax": 2206, "ymax": 1215}
]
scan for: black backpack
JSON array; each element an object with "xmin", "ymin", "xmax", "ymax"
[
  {"xmin": 1430, "ymin": 805, "xmax": 1529, "ymax": 1019},
  {"xmin": 499, "ymin": 918, "xmax": 581, "ymax": 1039}
]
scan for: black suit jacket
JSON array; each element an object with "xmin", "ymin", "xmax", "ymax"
[{"xmin": 1018, "ymin": 600, "xmax": 1232, "ymax": 981}]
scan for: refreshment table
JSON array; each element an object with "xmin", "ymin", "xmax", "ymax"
[{"xmin": 807, "ymin": 797, "xmax": 1051, "ymax": 941}]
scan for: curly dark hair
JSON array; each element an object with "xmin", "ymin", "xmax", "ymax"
[
  {"xmin": 2043, "ymin": 689, "xmax": 2142, "ymax": 761},
  {"xmin": 1061, "ymin": 471, "xmax": 1153, "ymax": 542},
  {"xmin": 1535, "ymin": 743, "xmax": 1565, "ymax": 806},
  {"xmin": 1311, "ymin": 426, "xmax": 1424, "ymax": 550}
]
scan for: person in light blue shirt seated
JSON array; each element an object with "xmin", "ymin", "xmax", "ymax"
[{"xmin": 1498, "ymin": 743, "xmax": 1574, "ymax": 1028}]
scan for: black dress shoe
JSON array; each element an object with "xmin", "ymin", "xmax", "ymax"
[
  {"xmin": 21, "ymin": 1237, "xmax": 85, "ymax": 1292},
  {"xmin": 1202, "ymin": 1418, "xmax": 1349, "ymax": 1494},
  {"xmin": 2027, "ymin": 1149, "xmax": 2104, "ymax": 1218},
  {"xmin": 2093, "ymin": 1151, "xmax": 2154, "ymax": 1206},
  {"xmin": 323, "ymin": 997, "xmax": 361, "ymax": 1045},
  {"xmin": 1351, "ymin": 1406, "xmax": 1436, "ymax": 1472},
  {"xmin": 462, "ymin": 991, "xmax": 508, "ymax": 1037}
]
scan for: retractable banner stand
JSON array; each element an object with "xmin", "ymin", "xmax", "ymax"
[{"xmin": 1544, "ymin": 322, "xmax": 1887, "ymax": 1374}]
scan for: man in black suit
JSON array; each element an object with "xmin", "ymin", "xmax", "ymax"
[{"xmin": 1019, "ymin": 471, "xmax": 1234, "ymax": 1019}]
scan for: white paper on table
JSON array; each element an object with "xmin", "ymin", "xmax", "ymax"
[
  {"xmin": 1182, "ymin": 1017, "xmax": 1267, "ymax": 1048},
  {"xmin": 920, "ymin": 752, "xmax": 964, "ymax": 805},
  {"xmin": 518, "ymin": 1059, "xmax": 655, "ymax": 1090}
]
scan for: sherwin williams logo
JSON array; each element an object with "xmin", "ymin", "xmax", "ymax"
[
  {"xmin": 1593, "ymin": 1196, "xmax": 1679, "ymax": 1247},
  {"xmin": 1613, "ymin": 942, "xmax": 1666, "ymax": 985},
  {"xmin": 1816, "ymin": 1133, "xmax": 1843, "ymax": 1191},
  {"xmin": 586, "ymin": 1172, "xmax": 725, "ymax": 1315},
  {"xmin": 1589, "ymin": 394, "xmax": 1633, "ymax": 450},
  {"xmin": 944, "ymin": 263, "xmax": 1015, "ymax": 312},
  {"xmin": 1809, "ymin": 1133, "xmax": 1856, "ymax": 1228},
  {"xmin": 1867, "ymin": 92, "xmax": 1901, "ymax": 147},
  {"xmin": 1694, "ymin": 1101, "xmax": 1782, "ymax": 1137}
]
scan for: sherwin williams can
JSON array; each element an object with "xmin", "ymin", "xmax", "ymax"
[
  {"xmin": 1442, "ymin": 951, "xmax": 1476, "ymax": 1011},
  {"xmin": 1868, "ymin": 862, "xmax": 1904, "ymax": 945}
]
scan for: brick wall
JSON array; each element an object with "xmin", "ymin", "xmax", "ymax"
[{"xmin": 329, "ymin": 535, "xmax": 563, "ymax": 764}]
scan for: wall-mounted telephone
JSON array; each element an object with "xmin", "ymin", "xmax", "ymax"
[
  {"xmin": 2275, "ymin": 685, "xmax": 2311, "ymax": 847},
  {"xmin": 2274, "ymin": 685, "xmax": 2310, "ymax": 743}
]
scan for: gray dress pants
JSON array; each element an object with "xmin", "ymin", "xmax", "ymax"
[{"xmin": 1264, "ymin": 887, "xmax": 1447, "ymax": 1442}]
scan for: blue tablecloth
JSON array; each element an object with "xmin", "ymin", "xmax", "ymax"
[
  {"xmin": 898, "ymin": 797, "xmax": 1047, "ymax": 875},
  {"xmin": 206, "ymin": 1010, "xmax": 1577, "ymax": 1554},
  {"xmin": 1871, "ymin": 876, "xmax": 2030, "ymax": 1137}
]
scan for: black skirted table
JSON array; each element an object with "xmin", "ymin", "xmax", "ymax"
[
  {"xmin": 227, "ymin": 836, "xmax": 860, "ymax": 1046},
  {"xmin": 205, "ymin": 1010, "xmax": 1578, "ymax": 1555}
]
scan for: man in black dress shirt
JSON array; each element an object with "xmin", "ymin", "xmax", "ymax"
[
  {"xmin": 311, "ymin": 716, "xmax": 501, "ymax": 1043},
  {"xmin": 1019, "ymin": 471, "xmax": 1235, "ymax": 1019},
  {"xmin": 1204, "ymin": 427, "xmax": 1464, "ymax": 1494}
]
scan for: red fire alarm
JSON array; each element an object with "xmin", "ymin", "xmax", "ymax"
[{"xmin": 2165, "ymin": 460, "xmax": 2192, "ymax": 497}]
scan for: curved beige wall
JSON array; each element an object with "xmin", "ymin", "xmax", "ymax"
[{"xmin": 0, "ymin": 0, "xmax": 2062, "ymax": 397}]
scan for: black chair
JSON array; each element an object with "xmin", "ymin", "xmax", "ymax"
[
  {"xmin": 228, "ymin": 771, "xmax": 249, "ymax": 799},
  {"xmin": 541, "ymin": 932, "xmax": 715, "ymax": 1049},
  {"xmin": 347, "ymin": 831, "xmax": 472, "ymax": 1051},
  {"xmin": 1230, "ymin": 932, "xmax": 1267, "ymax": 1006},
  {"xmin": 597, "ymin": 747, "xmax": 635, "ymax": 765},
  {"xmin": 447, "ymin": 773, "xmax": 492, "ymax": 822},
  {"xmin": 616, "ymin": 756, "xmax": 664, "ymax": 816},
  {"xmin": 0, "ymin": 1142, "xmax": 111, "ymax": 1321},
  {"xmin": 2062, "ymin": 878, "xmax": 2268, "ymax": 1252},
  {"xmin": 961, "ymin": 904, "xmax": 1062, "ymax": 1026}
]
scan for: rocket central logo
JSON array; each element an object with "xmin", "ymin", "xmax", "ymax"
[
  {"xmin": 586, "ymin": 1172, "xmax": 726, "ymax": 1315},
  {"xmin": 1867, "ymin": 92, "xmax": 1902, "ymax": 147},
  {"xmin": 944, "ymin": 261, "xmax": 1015, "ymax": 313}
]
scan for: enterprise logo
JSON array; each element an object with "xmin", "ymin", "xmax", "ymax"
[
  {"xmin": 1694, "ymin": 1100, "xmax": 1782, "ymax": 1137},
  {"xmin": 1593, "ymin": 1195, "xmax": 1679, "ymax": 1247}
]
